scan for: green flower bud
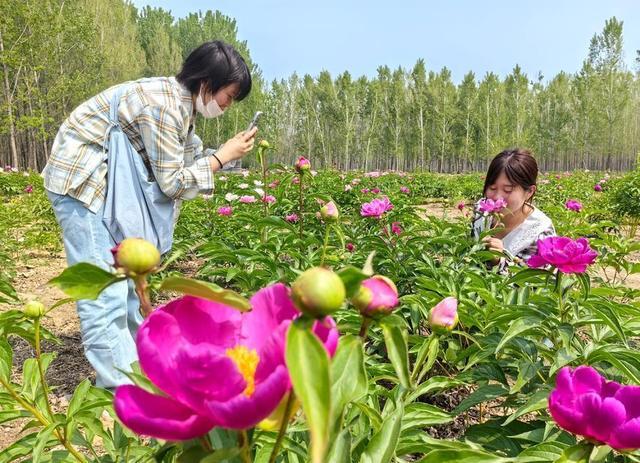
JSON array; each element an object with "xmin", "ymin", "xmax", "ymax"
[
  {"xmin": 24, "ymin": 300, "xmax": 45, "ymax": 319},
  {"xmin": 291, "ymin": 267, "xmax": 346, "ymax": 318},
  {"xmin": 111, "ymin": 238, "xmax": 161, "ymax": 275},
  {"xmin": 258, "ymin": 140, "xmax": 270, "ymax": 149}
]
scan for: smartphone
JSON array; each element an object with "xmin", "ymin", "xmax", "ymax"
[{"xmin": 246, "ymin": 111, "xmax": 263, "ymax": 132}]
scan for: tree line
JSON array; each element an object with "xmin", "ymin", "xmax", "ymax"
[{"xmin": 0, "ymin": 1, "xmax": 638, "ymax": 172}]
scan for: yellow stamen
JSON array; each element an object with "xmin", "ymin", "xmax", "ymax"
[{"xmin": 226, "ymin": 345, "xmax": 259, "ymax": 397}]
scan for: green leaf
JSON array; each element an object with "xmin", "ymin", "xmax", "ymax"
[
  {"xmin": 418, "ymin": 449, "xmax": 512, "ymax": 462},
  {"xmin": 406, "ymin": 376, "xmax": 465, "ymax": 403},
  {"xmin": 553, "ymin": 442, "xmax": 594, "ymax": 463},
  {"xmin": 380, "ymin": 315, "xmax": 412, "ymax": 389},
  {"xmin": 412, "ymin": 335, "xmax": 439, "ymax": 382},
  {"xmin": 48, "ymin": 263, "xmax": 122, "ymax": 300},
  {"xmin": 495, "ymin": 317, "xmax": 540, "ymax": 353},
  {"xmin": 337, "ymin": 266, "xmax": 369, "ymax": 298},
  {"xmin": 159, "ymin": 276, "xmax": 250, "ymax": 311},
  {"xmin": 359, "ymin": 402, "xmax": 404, "ymax": 463},
  {"xmin": 402, "ymin": 403, "xmax": 452, "ymax": 430},
  {"xmin": 32, "ymin": 423, "xmax": 57, "ymax": 463},
  {"xmin": 517, "ymin": 442, "xmax": 568, "ymax": 462},
  {"xmin": 286, "ymin": 319, "xmax": 331, "ymax": 463},
  {"xmin": 200, "ymin": 448, "xmax": 242, "ymax": 462},
  {"xmin": 331, "ymin": 335, "xmax": 368, "ymax": 430},
  {"xmin": 0, "ymin": 338, "xmax": 12, "ymax": 382},
  {"xmin": 452, "ymin": 384, "xmax": 508, "ymax": 415},
  {"xmin": 327, "ymin": 428, "xmax": 352, "ymax": 463},
  {"xmin": 503, "ymin": 388, "xmax": 550, "ymax": 426}
]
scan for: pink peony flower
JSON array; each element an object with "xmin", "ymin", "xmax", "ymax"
[
  {"xmin": 351, "ymin": 178, "xmax": 361, "ymax": 185},
  {"xmin": 345, "ymin": 243, "xmax": 355, "ymax": 252},
  {"xmin": 549, "ymin": 366, "xmax": 640, "ymax": 450},
  {"xmin": 361, "ymin": 196, "xmax": 394, "ymax": 219},
  {"xmin": 352, "ymin": 275, "xmax": 399, "ymax": 318},
  {"xmin": 478, "ymin": 197, "xmax": 507, "ymax": 214},
  {"xmin": 565, "ymin": 200, "xmax": 582, "ymax": 212},
  {"xmin": 114, "ymin": 285, "xmax": 339, "ymax": 440},
  {"xmin": 400, "ymin": 186, "xmax": 410, "ymax": 194},
  {"xmin": 390, "ymin": 221, "xmax": 402, "ymax": 236},
  {"xmin": 344, "ymin": 184, "xmax": 352, "ymax": 192},
  {"xmin": 262, "ymin": 195, "xmax": 276, "ymax": 204},
  {"xmin": 361, "ymin": 188, "xmax": 370, "ymax": 194},
  {"xmin": 294, "ymin": 156, "xmax": 310, "ymax": 172},
  {"xmin": 217, "ymin": 206, "xmax": 233, "ymax": 216},
  {"xmin": 371, "ymin": 188, "xmax": 381, "ymax": 194},
  {"xmin": 456, "ymin": 201, "xmax": 465, "ymax": 211},
  {"xmin": 292, "ymin": 177, "xmax": 300, "ymax": 185},
  {"xmin": 239, "ymin": 195, "xmax": 257, "ymax": 204},
  {"xmin": 428, "ymin": 297, "xmax": 458, "ymax": 333},
  {"xmin": 527, "ymin": 236, "xmax": 597, "ymax": 274},
  {"xmin": 364, "ymin": 171, "xmax": 381, "ymax": 178},
  {"xmin": 24, "ymin": 185, "xmax": 33, "ymax": 194},
  {"xmin": 285, "ymin": 213, "xmax": 299, "ymax": 223},
  {"xmin": 594, "ymin": 183, "xmax": 603, "ymax": 192}
]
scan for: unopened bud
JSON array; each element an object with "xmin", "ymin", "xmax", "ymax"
[
  {"xmin": 428, "ymin": 297, "xmax": 459, "ymax": 334},
  {"xmin": 24, "ymin": 300, "xmax": 45, "ymax": 319},
  {"xmin": 111, "ymin": 238, "xmax": 161, "ymax": 275},
  {"xmin": 320, "ymin": 201, "xmax": 339, "ymax": 222},
  {"xmin": 291, "ymin": 267, "xmax": 346, "ymax": 318},
  {"xmin": 258, "ymin": 140, "xmax": 270, "ymax": 149},
  {"xmin": 352, "ymin": 275, "xmax": 399, "ymax": 318}
]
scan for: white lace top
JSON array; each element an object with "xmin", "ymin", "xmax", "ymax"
[{"xmin": 472, "ymin": 205, "xmax": 556, "ymax": 264}]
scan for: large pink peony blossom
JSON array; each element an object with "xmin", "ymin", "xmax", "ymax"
[
  {"xmin": 549, "ymin": 366, "xmax": 640, "ymax": 451},
  {"xmin": 527, "ymin": 236, "xmax": 597, "ymax": 274},
  {"xmin": 114, "ymin": 284, "xmax": 339, "ymax": 440},
  {"xmin": 565, "ymin": 199, "xmax": 582, "ymax": 212},
  {"xmin": 478, "ymin": 197, "xmax": 507, "ymax": 214},
  {"xmin": 361, "ymin": 196, "xmax": 394, "ymax": 219}
]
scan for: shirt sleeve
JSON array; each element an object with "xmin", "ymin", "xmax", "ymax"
[{"xmin": 136, "ymin": 105, "xmax": 214, "ymax": 200}]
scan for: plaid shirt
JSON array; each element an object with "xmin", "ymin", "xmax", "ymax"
[{"xmin": 43, "ymin": 77, "xmax": 214, "ymax": 213}]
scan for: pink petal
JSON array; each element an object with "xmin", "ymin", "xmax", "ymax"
[
  {"xmin": 614, "ymin": 385, "xmax": 640, "ymax": 419},
  {"xmin": 114, "ymin": 385, "xmax": 215, "ymax": 441},
  {"xmin": 608, "ymin": 418, "xmax": 640, "ymax": 450},
  {"xmin": 312, "ymin": 316, "xmax": 340, "ymax": 357},
  {"xmin": 549, "ymin": 392, "xmax": 587, "ymax": 436},
  {"xmin": 572, "ymin": 366, "xmax": 604, "ymax": 395},
  {"xmin": 578, "ymin": 394, "xmax": 625, "ymax": 443},
  {"xmin": 204, "ymin": 364, "xmax": 290, "ymax": 429}
]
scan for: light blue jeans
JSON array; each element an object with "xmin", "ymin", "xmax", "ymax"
[{"xmin": 47, "ymin": 191, "xmax": 143, "ymax": 389}]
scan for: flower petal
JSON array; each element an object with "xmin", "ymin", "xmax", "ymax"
[
  {"xmin": 607, "ymin": 417, "xmax": 640, "ymax": 450},
  {"xmin": 549, "ymin": 391, "xmax": 586, "ymax": 436},
  {"xmin": 614, "ymin": 385, "xmax": 640, "ymax": 419},
  {"xmin": 114, "ymin": 385, "xmax": 215, "ymax": 441}
]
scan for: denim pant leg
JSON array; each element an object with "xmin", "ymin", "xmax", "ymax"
[{"xmin": 47, "ymin": 191, "xmax": 140, "ymax": 388}]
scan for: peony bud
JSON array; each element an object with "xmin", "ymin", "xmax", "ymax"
[
  {"xmin": 258, "ymin": 140, "xmax": 270, "ymax": 149},
  {"xmin": 294, "ymin": 156, "xmax": 311, "ymax": 173},
  {"xmin": 291, "ymin": 267, "xmax": 346, "ymax": 318},
  {"xmin": 428, "ymin": 297, "xmax": 458, "ymax": 333},
  {"xmin": 24, "ymin": 300, "xmax": 45, "ymax": 319},
  {"xmin": 352, "ymin": 275, "xmax": 399, "ymax": 318},
  {"xmin": 111, "ymin": 238, "xmax": 161, "ymax": 275},
  {"xmin": 320, "ymin": 201, "xmax": 339, "ymax": 222}
]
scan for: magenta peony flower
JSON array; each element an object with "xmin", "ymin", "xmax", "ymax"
[
  {"xmin": 594, "ymin": 183, "xmax": 603, "ymax": 192},
  {"xmin": 352, "ymin": 275, "xmax": 399, "ymax": 318},
  {"xmin": 24, "ymin": 185, "xmax": 33, "ymax": 194},
  {"xmin": 360, "ymin": 188, "xmax": 370, "ymax": 194},
  {"xmin": 371, "ymin": 188, "xmax": 381, "ymax": 194},
  {"xmin": 262, "ymin": 195, "xmax": 276, "ymax": 204},
  {"xmin": 527, "ymin": 236, "xmax": 597, "ymax": 274},
  {"xmin": 478, "ymin": 197, "xmax": 507, "ymax": 214},
  {"xmin": 217, "ymin": 206, "xmax": 233, "ymax": 216},
  {"xmin": 294, "ymin": 156, "xmax": 310, "ymax": 172},
  {"xmin": 428, "ymin": 297, "xmax": 458, "ymax": 333},
  {"xmin": 565, "ymin": 199, "xmax": 582, "ymax": 212},
  {"xmin": 390, "ymin": 221, "xmax": 403, "ymax": 236},
  {"xmin": 345, "ymin": 242, "xmax": 355, "ymax": 252},
  {"xmin": 239, "ymin": 195, "xmax": 257, "ymax": 204},
  {"xmin": 361, "ymin": 196, "xmax": 394, "ymax": 219},
  {"xmin": 457, "ymin": 201, "xmax": 465, "ymax": 211},
  {"xmin": 400, "ymin": 186, "xmax": 410, "ymax": 194},
  {"xmin": 549, "ymin": 366, "xmax": 640, "ymax": 451},
  {"xmin": 285, "ymin": 213, "xmax": 299, "ymax": 223},
  {"xmin": 114, "ymin": 284, "xmax": 339, "ymax": 440}
]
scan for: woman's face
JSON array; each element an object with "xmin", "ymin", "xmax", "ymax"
[
  {"xmin": 485, "ymin": 171, "xmax": 535, "ymax": 215},
  {"xmin": 202, "ymin": 83, "xmax": 240, "ymax": 111}
]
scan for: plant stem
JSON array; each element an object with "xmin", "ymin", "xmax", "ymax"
[
  {"xmin": 238, "ymin": 430, "xmax": 252, "ymax": 463},
  {"xmin": 134, "ymin": 276, "xmax": 153, "ymax": 318},
  {"xmin": 298, "ymin": 174, "xmax": 304, "ymax": 248},
  {"xmin": 268, "ymin": 393, "xmax": 296, "ymax": 463},
  {"xmin": 34, "ymin": 318, "xmax": 54, "ymax": 420},
  {"xmin": 358, "ymin": 317, "xmax": 372, "ymax": 339},
  {"xmin": 319, "ymin": 226, "xmax": 330, "ymax": 267}
]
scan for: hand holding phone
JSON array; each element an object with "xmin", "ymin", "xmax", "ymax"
[{"xmin": 246, "ymin": 111, "xmax": 263, "ymax": 132}]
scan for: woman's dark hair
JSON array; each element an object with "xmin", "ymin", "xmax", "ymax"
[
  {"xmin": 176, "ymin": 40, "xmax": 252, "ymax": 101},
  {"xmin": 483, "ymin": 148, "xmax": 538, "ymax": 200}
]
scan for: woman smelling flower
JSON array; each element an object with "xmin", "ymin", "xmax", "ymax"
[{"xmin": 471, "ymin": 148, "xmax": 555, "ymax": 270}]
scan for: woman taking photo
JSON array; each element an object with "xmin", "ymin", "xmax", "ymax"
[{"xmin": 43, "ymin": 40, "xmax": 256, "ymax": 388}]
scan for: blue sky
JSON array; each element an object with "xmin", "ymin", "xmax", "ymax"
[{"xmin": 131, "ymin": 0, "xmax": 640, "ymax": 83}]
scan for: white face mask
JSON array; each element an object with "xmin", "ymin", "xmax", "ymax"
[{"xmin": 195, "ymin": 91, "xmax": 224, "ymax": 119}]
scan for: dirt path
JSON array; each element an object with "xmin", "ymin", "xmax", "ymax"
[{"xmin": 0, "ymin": 250, "xmax": 93, "ymax": 450}]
